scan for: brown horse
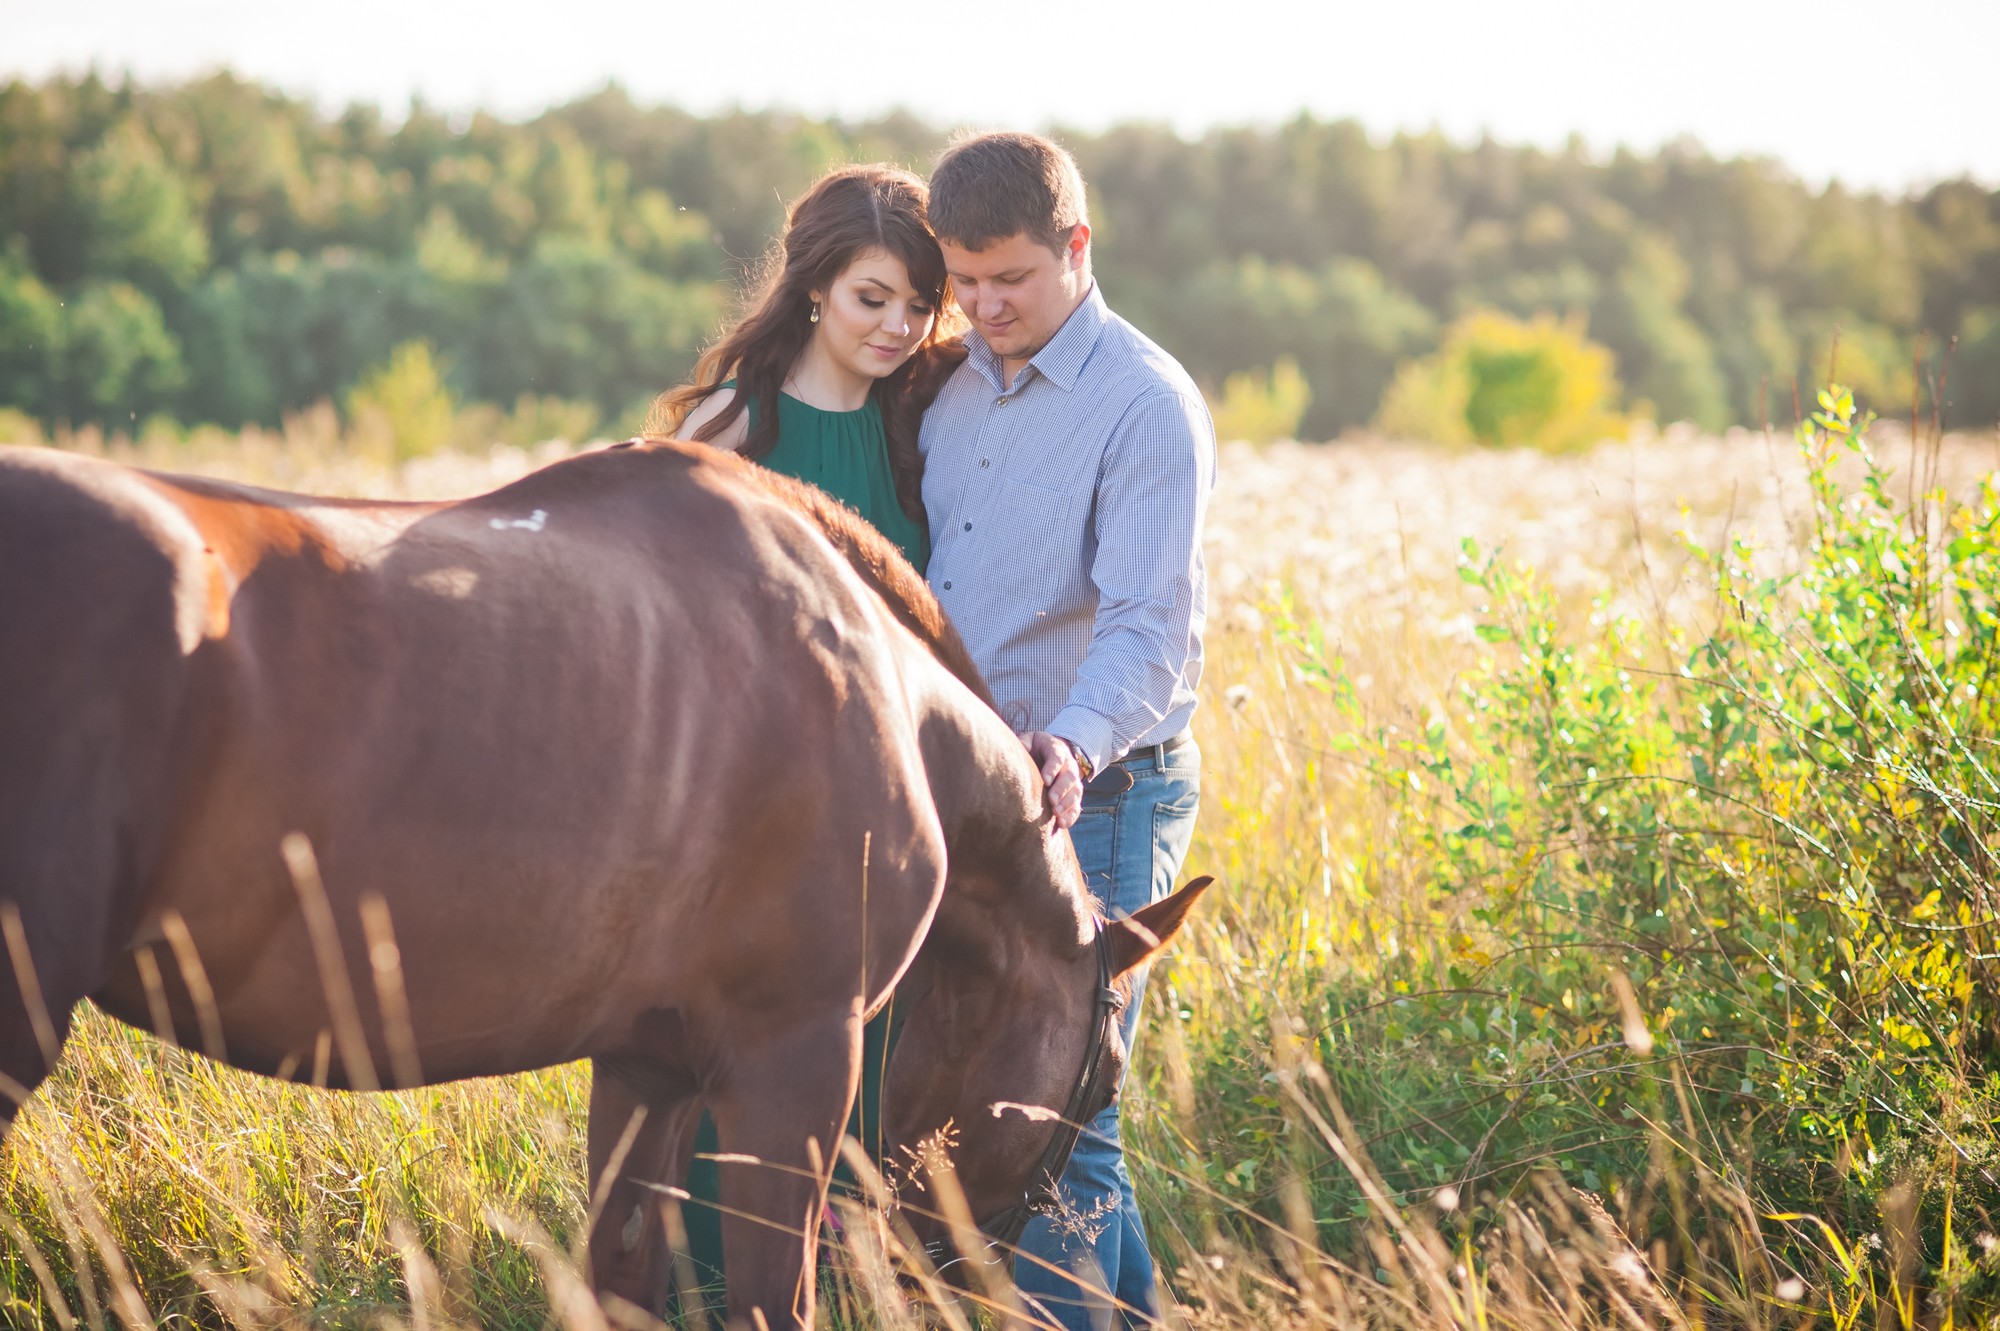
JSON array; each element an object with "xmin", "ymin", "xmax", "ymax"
[{"xmin": 0, "ymin": 439, "xmax": 1209, "ymax": 1329}]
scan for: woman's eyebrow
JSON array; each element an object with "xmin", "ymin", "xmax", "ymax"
[{"xmin": 857, "ymin": 277, "xmax": 901, "ymax": 292}]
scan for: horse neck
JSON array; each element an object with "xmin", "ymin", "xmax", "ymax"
[{"xmin": 917, "ymin": 697, "xmax": 1096, "ymax": 961}]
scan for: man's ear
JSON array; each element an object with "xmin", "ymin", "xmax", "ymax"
[
  {"xmin": 1066, "ymin": 222, "xmax": 1091, "ymax": 272},
  {"xmin": 1105, "ymin": 875, "xmax": 1213, "ymax": 977}
]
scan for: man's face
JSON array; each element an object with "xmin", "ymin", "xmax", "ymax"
[{"xmin": 940, "ymin": 226, "xmax": 1091, "ymax": 368}]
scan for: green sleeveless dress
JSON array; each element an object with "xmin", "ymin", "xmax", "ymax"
[
  {"xmin": 756, "ymin": 390, "xmax": 929, "ymax": 567},
  {"xmin": 682, "ymin": 386, "xmax": 923, "ymax": 1302}
]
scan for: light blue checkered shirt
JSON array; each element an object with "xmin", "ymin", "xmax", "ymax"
[{"xmin": 920, "ymin": 284, "xmax": 1214, "ymax": 773}]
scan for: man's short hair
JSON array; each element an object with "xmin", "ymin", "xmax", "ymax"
[{"xmin": 929, "ymin": 132, "xmax": 1089, "ymax": 256}]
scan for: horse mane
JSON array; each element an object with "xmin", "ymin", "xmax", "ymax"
[
  {"xmin": 677, "ymin": 443, "xmax": 1001, "ymax": 715},
  {"xmin": 667, "ymin": 442, "xmax": 1097, "ymax": 946}
]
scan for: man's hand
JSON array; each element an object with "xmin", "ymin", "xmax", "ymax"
[{"xmin": 1023, "ymin": 731, "xmax": 1083, "ymax": 830}]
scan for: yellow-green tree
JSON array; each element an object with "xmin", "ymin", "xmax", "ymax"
[{"xmin": 1376, "ymin": 309, "xmax": 1625, "ymax": 450}]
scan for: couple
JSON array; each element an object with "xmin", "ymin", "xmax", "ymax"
[{"xmin": 649, "ymin": 132, "xmax": 1213, "ymax": 1330}]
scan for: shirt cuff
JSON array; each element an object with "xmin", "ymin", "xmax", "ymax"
[{"xmin": 1048, "ymin": 706, "xmax": 1117, "ymax": 779}]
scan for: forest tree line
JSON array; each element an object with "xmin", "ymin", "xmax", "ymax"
[{"xmin": 2, "ymin": 71, "xmax": 1997, "ymax": 441}]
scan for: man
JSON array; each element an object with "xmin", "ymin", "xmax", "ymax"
[{"xmin": 921, "ymin": 131, "xmax": 1214, "ymax": 1330}]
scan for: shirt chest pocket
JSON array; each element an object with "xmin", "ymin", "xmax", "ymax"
[{"xmin": 987, "ymin": 477, "xmax": 1082, "ymax": 599}]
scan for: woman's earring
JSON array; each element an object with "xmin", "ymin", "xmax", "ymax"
[{"xmin": 809, "ymin": 302, "xmax": 820, "ymax": 324}]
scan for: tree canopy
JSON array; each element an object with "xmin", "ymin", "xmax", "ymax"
[{"xmin": 3, "ymin": 72, "xmax": 1995, "ymax": 437}]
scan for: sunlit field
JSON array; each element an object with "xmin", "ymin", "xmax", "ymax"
[{"xmin": 6, "ymin": 412, "xmax": 2000, "ymax": 1329}]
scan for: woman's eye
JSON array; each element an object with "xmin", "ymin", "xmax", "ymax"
[
  {"xmin": 859, "ymin": 296, "xmax": 885, "ymax": 308},
  {"xmin": 913, "ymin": 304, "xmax": 934, "ymax": 317}
]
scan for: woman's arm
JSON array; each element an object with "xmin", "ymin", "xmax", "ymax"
[{"xmin": 677, "ymin": 387, "xmax": 750, "ymax": 452}]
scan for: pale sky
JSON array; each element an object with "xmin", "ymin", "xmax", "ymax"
[{"xmin": 5, "ymin": 0, "xmax": 1995, "ymax": 193}]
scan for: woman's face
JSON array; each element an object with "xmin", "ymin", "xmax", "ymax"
[{"xmin": 810, "ymin": 248, "xmax": 936, "ymax": 383}]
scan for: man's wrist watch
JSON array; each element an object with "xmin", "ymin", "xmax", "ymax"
[{"xmin": 1061, "ymin": 737, "xmax": 1094, "ymax": 782}]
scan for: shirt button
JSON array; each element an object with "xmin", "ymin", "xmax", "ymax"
[
  {"xmin": 963, "ymin": 521, "xmax": 972, "ymax": 531},
  {"xmin": 996, "ymin": 397, "xmax": 1009, "ymax": 407},
  {"xmin": 942, "ymin": 580, "xmax": 952, "ymax": 590},
  {"xmin": 979, "ymin": 458, "xmax": 990, "ymax": 468}
]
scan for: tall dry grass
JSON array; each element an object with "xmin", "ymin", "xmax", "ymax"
[{"xmin": 4, "ymin": 415, "xmax": 1997, "ymax": 1328}]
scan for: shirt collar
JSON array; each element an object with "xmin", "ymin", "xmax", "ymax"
[{"xmin": 963, "ymin": 283, "xmax": 1109, "ymax": 394}]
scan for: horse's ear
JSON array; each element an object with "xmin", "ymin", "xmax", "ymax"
[{"xmin": 1106, "ymin": 875, "xmax": 1214, "ymax": 977}]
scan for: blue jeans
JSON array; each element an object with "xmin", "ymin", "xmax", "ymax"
[{"xmin": 1015, "ymin": 738, "xmax": 1200, "ymax": 1331}]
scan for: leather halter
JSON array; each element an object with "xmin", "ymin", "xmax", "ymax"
[{"xmin": 922, "ymin": 926, "xmax": 1122, "ymax": 1271}]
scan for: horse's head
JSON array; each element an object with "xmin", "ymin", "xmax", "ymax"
[{"xmin": 881, "ymin": 814, "xmax": 1212, "ymax": 1263}]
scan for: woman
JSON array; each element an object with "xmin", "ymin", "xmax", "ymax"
[
  {"xmin": 647, "ymin": 162, "xmax": 958, "ymax": 568},
  {"xmin": 645, "ymin": 162, "xmax": 954, "ymax": 1301}
]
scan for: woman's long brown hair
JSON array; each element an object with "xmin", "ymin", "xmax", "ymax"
[{"xmin": 646, "ymin": 164, "xmax": 964, "ymax": 522}]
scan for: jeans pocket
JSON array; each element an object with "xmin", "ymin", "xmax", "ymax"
[{"xmin": 1069, "ymin": 799, "xmax": 1121, "ymax": 908}]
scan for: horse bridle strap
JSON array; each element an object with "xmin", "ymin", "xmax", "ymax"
[{"xmin": 924, "ymin": 927, "xmax": 1120, "ymax": 1268}]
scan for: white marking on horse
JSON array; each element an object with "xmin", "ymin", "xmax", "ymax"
[
  {"xmin": 489, "ymin": 508, "xmax": 548, "ymax": 532},
  {"xmin": 990, "ymin": 1100, "xmax": 1061, "ymax": 1122},
  {"xmin": 412, "ymin": 567, "xmax": 480, "ymax": 598}
]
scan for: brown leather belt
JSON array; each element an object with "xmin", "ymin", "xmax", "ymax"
[
  {"xmin": 1116, "ymin": 731, "xmax": 1192, "ymax": 768},
  {"xmin": 1086, "ymin": 731, "xmax": 1191, "ymax": 794}
]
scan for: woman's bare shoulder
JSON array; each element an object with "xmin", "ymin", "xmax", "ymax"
[{"xmin": 679, "ymin": 387, "xmax": 749, "ymax": 451}]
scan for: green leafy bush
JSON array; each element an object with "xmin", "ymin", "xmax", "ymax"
[
  {"xmin": 1375, "ymin": 309, "xmax": 1626, "ymax": 449},
  {"xmin": 1210, "ymin": 356, "xmax": 1312, "ymax": 444},
  {"xmin": 1217, "ymin": 387, "xmax": 2000, "ymax": 1307},
  {"xmin": 345, "ymin": 341, "xmax": 455, "ymax": 463},
  {"xmin": 0, "ymin": 407, "xmax": 47, "ymax": 447}
]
